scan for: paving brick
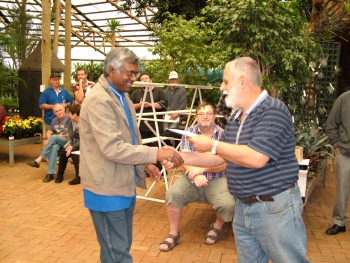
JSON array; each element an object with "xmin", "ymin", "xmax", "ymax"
[{"xmin": 2, "ymin": 144, "xmax": 350, "ymax": 263}]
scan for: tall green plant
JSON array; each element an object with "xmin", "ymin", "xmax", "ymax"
[
  {"xmin": 0, "ymin": 5, "xmax": 39, "ymax": 69},
  {"xmin": 144, "ymin": 13, "xmax": 228, "ymax": 105},
  {"xmin": 149, "ymin": 13, "xmax": 228, "ymax": 81},
  {"xmin": 105, "ymin": 19, "xmax": 122, "ymax": 48},
  {"xmin": 0, "ymin": 49, "xmax": 26, "ymax": 97},
  {"xmin": 202, "ymin": 0, "xmax": 320, "ymax": 95}
]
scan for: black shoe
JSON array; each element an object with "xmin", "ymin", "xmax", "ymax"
[
  {"xmin": 68, "ymin": 176, "xmax": 80, "ymax": 185},
  {"xmin": 42, "ymin": 174, "xmax": 54, "ymax": 183},
  {"xmin": 55, "ymin": 175, "xmax": 63, "ymax": 183},
  {"xmin": 26, "ymin": 160, "xmax": 40, "ymax": 168},
  {"xmin": 325, "ymin": 224, "xmax": 346, "ymax": 235}
]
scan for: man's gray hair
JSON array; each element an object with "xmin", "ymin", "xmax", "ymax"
[
  {"xmin": 103, "ymin": 47, "xmax": 139, "ymax": 76},
  {"xmin": 230, "ymin": 57, "xmax": 262, "ymax": 87}
]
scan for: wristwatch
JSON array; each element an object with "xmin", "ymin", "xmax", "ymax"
[{"xmin": 211, "ymin": 140, "xmax": 219, "ymax": 155}]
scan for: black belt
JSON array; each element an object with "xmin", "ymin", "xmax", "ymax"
[{"xmin": 239, "ymin": 183, "xmax": 295, "ymax": 205}]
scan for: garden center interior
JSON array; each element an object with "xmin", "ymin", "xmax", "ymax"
[{"xmin": 1, "ymin": 1, "xmax": 350, "ymax": 262}]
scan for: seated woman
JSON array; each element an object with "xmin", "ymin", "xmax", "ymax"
[{"xmin": 55, "ymin": 104, "xmax": 81, "ymax": 185}]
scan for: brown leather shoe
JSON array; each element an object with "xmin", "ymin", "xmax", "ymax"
[{"xmin": 325, "ymin": 224, "xmax": 346, "ymax": 235}]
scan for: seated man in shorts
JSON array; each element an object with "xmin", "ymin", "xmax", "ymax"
[{"xmin": 159, "ymin": 102, "xmax": 235, "ymax": 252}]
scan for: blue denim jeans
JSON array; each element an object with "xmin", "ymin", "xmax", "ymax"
[
  {"xmin": 40, "ymin": 135, "xmax": 67, "ymax": 174},
  {"xmin": 89, "ymin": 199, "xmax": 136, "ymax": 263},
  {"xmin": 233, "ymin": 184, "xmax": 311, "ymax": 263}
]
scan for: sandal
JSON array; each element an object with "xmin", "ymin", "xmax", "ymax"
[
  {"xmin": 203, "ymin": 223, "xmax": 220, "ymax": 245},
  {"xmin": 159, "ymin": 232, "xmax": 181, "ymax": 252}
]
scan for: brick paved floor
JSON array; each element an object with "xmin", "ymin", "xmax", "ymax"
[{"xmin": 0, "ymin": 142, "xmax": 349, "ymax": 262}]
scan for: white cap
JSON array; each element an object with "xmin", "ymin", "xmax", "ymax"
[{"xmin": 169, "ymin": 71, "xmax": 178, "ymax": 79}]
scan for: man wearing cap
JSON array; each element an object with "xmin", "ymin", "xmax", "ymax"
[
  {"xmin": 39, "ymin": 72, "xmax": 73, "ymax": 127},
  {"xmin": 164, "ymin": 71, "xmax": 187, "ymax": 130},
  {"xmin": 72, "ymin": 68, "xmax": 95, "ymax": 104}
]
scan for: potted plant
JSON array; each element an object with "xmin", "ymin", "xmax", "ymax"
[
  {"xmin": 2, "ymin": 116, "xmax": 18, "ymax": 139},
  {"xmin": 28, "ymin": 116, "xmax": 42, "ymax": 135},
  {"xmin": 295, "ymin": 123, "xmax": 334, "ymax": 176}
]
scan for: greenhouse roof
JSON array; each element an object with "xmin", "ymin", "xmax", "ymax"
[{"xmin": 0, "ymin": 0, "xmax": 157, "ymax": 60}]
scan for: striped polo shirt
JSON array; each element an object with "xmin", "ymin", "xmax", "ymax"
[
  {"xmin": 221, "ymin": 95, "xmax": 299, "ymax": 200},
  {"xmin": 181, "ymin": 124, "xmax": 226, "ymax": 180}
]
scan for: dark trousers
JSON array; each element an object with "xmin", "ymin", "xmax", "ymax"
[{"xmin": 57, "ymin": 150, "xmax": 80, "ymax": 176}]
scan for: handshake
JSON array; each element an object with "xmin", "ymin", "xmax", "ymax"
[{"xmin": 156, "ymin": 146, "xmax": 184, "ymax": 169}]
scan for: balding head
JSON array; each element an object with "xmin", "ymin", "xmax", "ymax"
[
  {"xmin": 53, "ymin": 104, "xmax": 66, "ymax": 120},
  {"xmin": 227, "ymin": 57, "xmax": 262, "ymax": 88},
  {"xmin": 220, "ymin": 57, "xmax": 263, "ymax": 110}
]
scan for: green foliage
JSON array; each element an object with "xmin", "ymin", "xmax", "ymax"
[
  {"xmin": 202, "ymin": 0, "xmax": 320, "ymax": 94},
  {"xmin": 150, "ymin": 13, "xmax": 229, "ymax": 78},
  {"xmin": 71, "ymin": 61, "xmax": 104, "ymax": 83},
  {"xmin": 0, "ymin": 5, "xmax": 36, "ymax": 98},
  {"xmin": 117, "ymin": 0, "xmax": 207, "ymax": 24},
  {"xmin": 345, "ymin": 2, "xmax": 350, "ymax": 14},
  {"xmin": 0, "ymin": 50, "xmax": 25, "ymax": 98},
  {"xmin": 105, "ymin": 19, "xmax": 122, "ymax": 46},
  {"xmin": 144, "ymin": 13, "xmax": 228, "ymax": 105},
  {"xmin": 312, "ymin": 0, "xmax": 350, "ymax": 42},
  {"xmin": 150, "ymin": 0, "xmax": 208, "ymax": 23},
  {"xmin": 0, "ymin": 95, "xmax": 19, "ymax": 110},
  {"xmin": 289, "ymin": 0, "xmax": 313, "ymax": 21},
  {"xmin": 295, "ymin": 123, "xmax": 334, "ymax": 160},
  {"xmin": 0, "ymin": 5, "xmax": 39, "ymax": 69},
  {"xmin": 106, "ymin": 19, "xmax": 122, "ymax": 31}
]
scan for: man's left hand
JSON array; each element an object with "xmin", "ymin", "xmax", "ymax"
[{"xmin": 145, "ymin": 164, "xmax": 161, "ymax": 182}]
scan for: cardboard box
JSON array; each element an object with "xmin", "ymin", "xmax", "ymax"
[{"xmin": 295, "ymin": 146, "xmax": 303, "ymax": 163}]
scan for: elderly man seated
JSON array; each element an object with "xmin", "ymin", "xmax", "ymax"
[
  {"xmin": 159, "ymin": 102, "xmax": 235, "ymax": 252},
  {"xmin": 26, "ymin": 103, "xmax": 71, "ymax": 183}
]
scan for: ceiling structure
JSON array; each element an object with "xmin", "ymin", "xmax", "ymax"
[{"xmin": 0, "ymin": 0, "xmax": 157, "ymax": 60}]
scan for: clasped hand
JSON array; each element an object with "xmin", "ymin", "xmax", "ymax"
[{"xmin": 157, "ymin": 147, "xmax": 184, "ymax": 168}]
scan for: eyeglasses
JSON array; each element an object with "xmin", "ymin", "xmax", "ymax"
[
  {"xmin": 115, "ymin": 67, "xmax": 140, "ymax": 78},
  {"xmin": 196, "ymin": 112, "xmax": 215, "ymax": 117}
]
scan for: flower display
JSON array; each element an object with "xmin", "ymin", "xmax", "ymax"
[
  {"xmin": 2, "ymin": 116, "xmax": 18, "ymax": 135},
  {"xmin": 27, "ymin": 116, "xmax": 43, "ymax": 133},
  {"xmin": 2, "ymin": 115, "xmax": 42, "ymax": 138}
]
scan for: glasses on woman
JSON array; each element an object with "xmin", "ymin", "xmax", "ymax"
[{"xmin": 115, "ymin": 68, "xmax": 140, "ymax": 78}]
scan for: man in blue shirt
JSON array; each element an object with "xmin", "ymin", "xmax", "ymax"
[
  {"xmin": 177, "ymin": 57, "xmax": 311, "ymax": 263},
  {"xmin": 39, "ymin": 72, "xmax": 72, "ymax": 126}
]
